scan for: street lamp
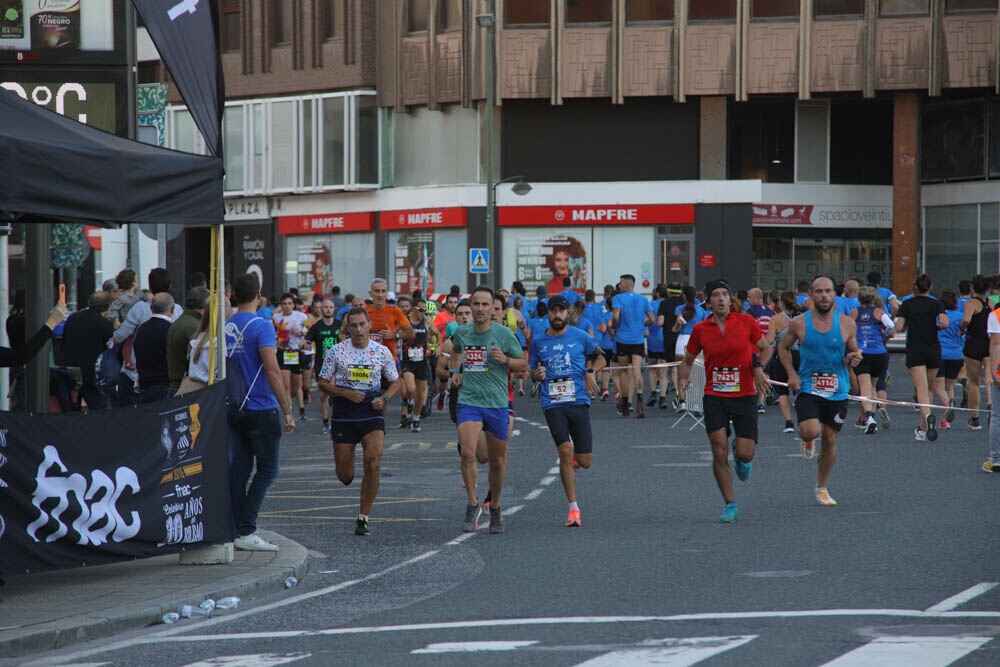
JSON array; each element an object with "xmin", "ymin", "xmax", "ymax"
[{"xmin": 477, "ymin": 2, "xmax": 497, "ymax": 286}]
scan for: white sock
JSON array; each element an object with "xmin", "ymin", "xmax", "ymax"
[
  {"xmin": 568, "ymin": 501, "xmax": 579, "ymax": 511},
  {"xmin": 359, "ymin": 513, "xmax": 368, "ymax": 521}
]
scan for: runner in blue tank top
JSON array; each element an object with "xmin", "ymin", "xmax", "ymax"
[
  {"xmin": 779, "ymin": 276, "xmax": 862, "ymax": 507},
  {"xmin": 850, "ymin": 286, "xmax": 894, "ymax": 434}
]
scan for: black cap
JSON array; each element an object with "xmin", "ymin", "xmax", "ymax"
[
  {"xmin": 705, "ymin": 280, "xmax": 731, "ymax": 297},
  {"xmin": 547, "ymin": 295, "xmax": 570, "ymax": 310}
]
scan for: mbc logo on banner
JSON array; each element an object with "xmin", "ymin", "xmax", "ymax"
[{"xmin": 0, "ymin": 383, "xmax": 230, "ymax": 575}]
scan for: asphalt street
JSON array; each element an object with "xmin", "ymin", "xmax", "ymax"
[{"xmin": 19, "ymin": 355, "xmax": 1000, "ymax": 666}]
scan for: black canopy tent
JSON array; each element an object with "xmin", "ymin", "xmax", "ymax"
[
  {"xmin": 0, "ymin": 89, "xmax": 223, "ymax": 228},
  {"xmin": 0, "ymin": 89, "xmax": 224, "ymax": 412}
]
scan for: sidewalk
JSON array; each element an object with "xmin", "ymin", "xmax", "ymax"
[{"xmin": 0, "ymin": 530, "xmax": 308, "ymax": 659}]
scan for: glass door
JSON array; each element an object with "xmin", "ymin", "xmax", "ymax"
[
  {"xmin": 793, "ymin": 238, "xmax": 844, "ymax": 285},
  {"xmin": 659, "ymin": 236, "xmax": 694, "ymax": 287}
]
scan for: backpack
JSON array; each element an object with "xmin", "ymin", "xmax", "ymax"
[
  {"xmin": 94, "ymin": 342, "xmax": 123, "ymax": 400},
  {"xmin": 227, "ymin": 318, "xmax": 263, "ymax": 426}
]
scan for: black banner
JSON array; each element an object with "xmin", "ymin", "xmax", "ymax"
[
  {"xmin": 0, "ymin": 384, "xmax": 230, "ymax": 575},
  {"xmin": 132, "ymin": 0, "xmax": 224, "ymax": 157}
]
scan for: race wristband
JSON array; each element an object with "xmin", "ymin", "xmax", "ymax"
[{"xmin": 449, "ymin": 368, "xmax": 460, "ymax": 374}]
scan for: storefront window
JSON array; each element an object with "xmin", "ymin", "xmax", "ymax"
[
  {"xmin": 408, "ymin": 0, "xmax": 429, "ymax": 33},
  {"xmin": 880, "ymin": 0, "xmax": 930, "ymax": 15},
  {"xmin": 924, "ymin": 205, "xmax": 978, "ymax": 291},
  {"xmin": 690, "ymin": 0, "xmax": 737, "ymax": 20},
  {"xmin": 815, "ymin": 0, "xmax": 865, "ymax": 15},
  {"xmin": 567, "ymin": 0, "xmax": 613, "ymax": 24},
  {"xmin": 981, "ymin": 204, "xmax": 1000, "ymax": 275},
  {"xmin": 286, "ymin": 234, "xmax": 375, "ymax": 298},
  {"xmin": 502, "ymin": 228, "xmax": 594, "ymax": 296},
  {"xmin": 626, "ymin": 0, "xmax": 673, "ymax": 22},
  {"xmin": 752, "ymin": 238, "xmax": 792, "ymax": 292},
  {"xmin": 752, "ymin": 0, "xmax": 800, "ymax": 18},
  {"xmin": 506, "ymin": 0, "xmax": 550, "ymax": 25},
  {"xmin": 389, "ymin": 229, "xmax": 465, "ymax": 297},
  {"xmin": 322, "ymin": 97, "xmax": 345, "ymax": 187}
]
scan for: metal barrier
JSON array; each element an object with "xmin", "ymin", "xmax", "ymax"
[{"xmin": 671, "ymin": 357, "xmax": 705, "ymax": 431}]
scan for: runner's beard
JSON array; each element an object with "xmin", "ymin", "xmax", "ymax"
[
  {"xmin": 549, "ymin": 317, "xmax": 567, "ymax": 331},
  {"xmin": 814, "ymin": 300, "xmax": 833, "ymax": 315}
]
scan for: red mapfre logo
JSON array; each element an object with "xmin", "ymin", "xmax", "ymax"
[
  {"xmin": 277, "ymin": 212, "xmax": 375, "ymax": 235},
  {"xmin": 500, "ymin": 204, "xmax": 694, "ymax": 227}
]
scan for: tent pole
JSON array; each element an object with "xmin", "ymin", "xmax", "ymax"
[
  {"xmin": 25, "ymin": 223, "xmax": 51, "ymax": 413},
  {"xmin": 0, "ymin": 229, "xmax": 9, "ymax": 410}
]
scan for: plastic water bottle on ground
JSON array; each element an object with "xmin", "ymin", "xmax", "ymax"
[
  {"xmin": 198, "ymin": 599, "xmax": 216, "ymax": 613},
  {"xmin": 215, "ymin": 596, "xmax": 241, "ymax": 610},
  {"xmin": 284, "ymin": 576, "xmax": 298, "ymax": 589},
  {"xmin": 161, "ymin": 612, "xmax": 180, "ymax": 624},
  {"xmin": 180, "ymin": 604, "xmax": 212, "ymax": 618}
]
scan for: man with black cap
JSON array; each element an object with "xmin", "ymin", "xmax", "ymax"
[
  {"xmin": 657, "ymin": 283, "xmax": 686, "ymax": 407},
  {"xmin": 529, "ymin": 294, "xmax": 604, "ymax": 527},
  {"xmin": 678, "ymin": 279, "xmax": 772, "ymax": 523}
]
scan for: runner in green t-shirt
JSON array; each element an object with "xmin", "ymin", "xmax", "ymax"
[
  {"xmin": 306, "ymin": 299, "xmax": 340, "ymax": 434},
  {"xmin": 449, "ymin": 286, "xmax": 527, "ymax": 534}
]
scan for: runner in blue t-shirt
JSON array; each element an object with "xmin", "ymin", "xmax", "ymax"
[
  {"xmin": 612, "ymin": 274, "xmax": 654, "ymax": 418},
  {"xmin": 644, "ymin": 285, "xmax": 669, "ymax": 409},
  {"xmin": 529, "ymin": 295, "xmax": 604, "ymax": 528}
]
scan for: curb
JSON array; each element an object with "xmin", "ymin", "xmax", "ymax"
[{"xmin": 0, "ymin": 531, "xmax": 308, "ymax": 660}]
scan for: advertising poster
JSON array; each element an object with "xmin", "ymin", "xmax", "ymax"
[
  {"xmin": 233, "ymin": 225, "xmax": 272, "ymax": 297},
  {"xmin": 393, "ymin": 232, "xmax": 434, "ymax": 297},
  {"xmin": 0, "ymin": 0, "xmax": 115, "ymax": 54},
  {"xmin": 0, "ymin": 384, "xmax": 230, "ymax": 575},
  {"xmin": 512, "ymin": 228, "xmax": 592, "ymax": 296},
  {"xmin": 296, "ymin": 242, "xmax": 332, "ymax": 299}
]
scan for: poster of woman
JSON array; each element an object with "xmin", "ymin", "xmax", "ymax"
[
  {"xmin": 511, "ymin": 231, "xmax": 591, "ymax": 296},
  {"xmin": 297, "ymin": 243, "xmax": 332, "ymax": 298},
  {"xmin": 393, "ymin": 232, "xmax": 435, "ymax": 296}
]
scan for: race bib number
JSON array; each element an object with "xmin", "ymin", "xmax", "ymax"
[
  {"xmin": 370, "ymin": 332, "xmax": 383, "ymax": 344},
  {"xmin": 347, "ymin": 364, "xmax": 376, "ymax": 390},
  {"xmin": 711, "ymin": 367, "xmax": 740, "ymax": 393},
  {"xmin": 812, "ymin": 372, "xmax": 838, "ymax": 398},
  {"xmin": 548, "ymin": 377, "xmax": 576, "ymax": 403},
  {"xmin": 464, "ymin": 346, "xmax": 488, "ymax": 372},
  {"xmin": 407, "ymin": 346, "xmax": 425, "ymax": 361},
  {"xmin": 282, "ymin": 350, "xmax": 300, "ymax": 365}
]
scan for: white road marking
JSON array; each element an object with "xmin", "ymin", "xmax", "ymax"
[
  {"xmin": 653, "ymin": 463, "xmax": 706, "ymax": 467},
  {"xmin": 447, "ymin": 532, "xmax": 477, "ymax": 545},
  {"xmin": 925, "ymin": 582, "xmax": 998, "ymax": 613},
  {"xmin": 504, "ymin": 505, "xmax": 524, "ymax": 515},
  {"xmin": 575, "ymin": 635, "xmax": 757, "ymax": 666},
  {"xmin": 540, "ymin": 476, "xmax": 557, "ymax": 486},
  {"xmin": 412, "ymin": 641, "xmax": 539, "ymax": 653},
  {"xmin": 523, "ymin": 488, "xmax": 545, "ymax": 500},
  {"xmin": 819, "ymin": 636, "xmax": 992, "ymax": 666},
  {"xmin": 179, "ymin": 653, "xmax": 310, "ymax": 667},
  {"xmin": 547, "ymin": 466, "xmax": 560, "ymax": 475}
]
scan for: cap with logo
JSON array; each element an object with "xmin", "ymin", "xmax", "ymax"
[{"xmin": 547, "ymin": 295, "xmax": 570, "ymax": 310}]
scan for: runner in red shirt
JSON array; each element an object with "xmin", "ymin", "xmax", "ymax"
[{"xmin": 678, "ymin": 280, "xmax": 772, "ymax": 524}]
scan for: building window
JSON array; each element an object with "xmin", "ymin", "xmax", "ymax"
[
  {"xmin": 506, "ymin": 0, "xmax": 551, "ymax": 25},
  {"xmin": 321, "ymin": 0, "xmax": 344, "ymax": 40},
  {"xmin": 270, "ymin": 0, "xmax": 291, "ymax": 46},
  {"xmin": 689, "ymin": 0, "xmax": 737, "ymax": 20},
  {"xmin": 727, "ymin": 98, "xmax": 795, "ymax": 183},
  {"xmin": 921, "ymin": 98, "xmax": 987, "ymax": 183},
  {"xmin": 439, "ymin": 0, "xmax": 462, "ymax": 31},
  {"xmin": 752, "ymin": 0, "xmax": 800, "ymax": 18},
  {"xmin": 626, "ymin": 0, "xmax": 673, "ymax": 22},
  {"xmin": 567, "ymin": 0, "xmax": 612, "ymax": 24},
  {"xmin": 407, "ymin": 0, "xmax": 429, "ymax": 33},
  {"xmin": 879, "ymin": 0, "xmax": 930, "ymax": 15},
  {"xmin": 814, "ymin": 0, "xmax": 865, "ymax": 15},
  {"xmin": 220, "ymin": 0, "xmax": 241, "ymax": 52},
  {"xmin": 945, "ymin": 0, "xmax": 998, "ymax": 11},
  {"xmin": 796, "ymin": 101, "xmax": 829, "ymax": 183}
]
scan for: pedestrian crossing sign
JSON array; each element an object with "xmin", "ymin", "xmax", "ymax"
[{"xmin": 469, "ymin": 248, "xmax": 489, "ymax": 274}]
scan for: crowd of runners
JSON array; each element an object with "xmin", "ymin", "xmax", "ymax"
[{"xmin": 268, "ymin": 270, "xmax": 1000, "ymax": 533}]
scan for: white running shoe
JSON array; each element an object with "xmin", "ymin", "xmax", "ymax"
[{"xmin": 234, "ymin": 532, "xmax": 279, "ymax": 552}]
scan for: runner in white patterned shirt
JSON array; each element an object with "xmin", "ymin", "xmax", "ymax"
[{"xmin": 318, "ymin": 306, "xmax": 400, "ymax": 537}]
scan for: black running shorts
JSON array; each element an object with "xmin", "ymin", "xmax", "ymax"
[
  {"xmin": 543, "ymin": 404, "xmax": 593, "ymax": 454},
  {"xmin": 331, "ymin": 418, "xmax": 385, "ymax": 445},
  {"xmin": 703, "ymin": 395, "xmax": 758, "ymax": 442},
  {"xmin": 906, "ymin": 345, "xmax": 941, "ymax": 370},
  {"xmin": 795, "ymin": 393, "xmax": 848, "ymax": 432}
]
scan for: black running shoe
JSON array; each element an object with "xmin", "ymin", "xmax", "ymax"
[
  {"xmin": 355, "ymin": 517, "xmax": 371, "ymax": 536},
  {"xmin": 926, "ymin": 414, "xmax": 938, "ymax": 442},
  {"xmin": 945, "ymin": 400, "xmax": 955, "ymax": 423},
  {"xmin": 488, "ymin": 508, "xmax": 505, "ymax": 534},
  {"xmin": 646, "ymin": 391, "xmax": 658, "ymax": 407}
]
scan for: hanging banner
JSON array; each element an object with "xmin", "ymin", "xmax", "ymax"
[
  {"xmin": 132, "ymin": 0, "xmax": 224, "ymax": 156},
  {"xmin": 392, "ymin": 231, "xmax": 435, "ymax": 296},
  {"xmin": 0, "ymin": 383, "xmax": 231, "ymax": 575}
]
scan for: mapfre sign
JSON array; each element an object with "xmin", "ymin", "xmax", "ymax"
[
  {"xmin": 277, "ymin": 212, "xmax": 375, "ymax": 235},
  {"xmin": 499, "ymin": 204, "xmax": 694, "ymax": 227},
  {"xmin": 380, "ymin": 207, "xmax": 467, "ymax": 230}
]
